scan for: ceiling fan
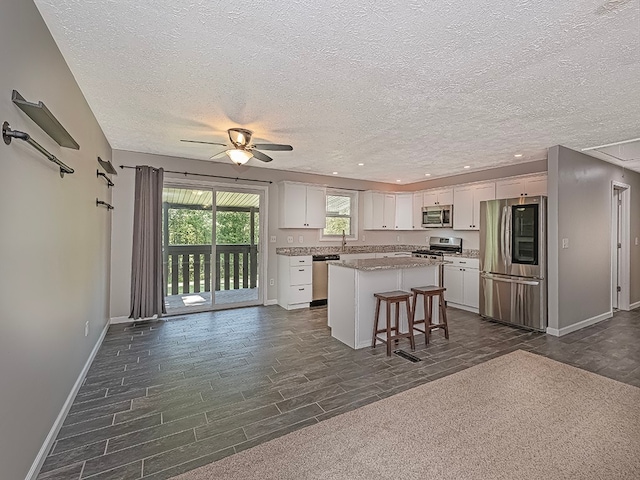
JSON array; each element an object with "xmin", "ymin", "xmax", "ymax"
[{"xmin": 181, "ymin": 128, "xmax": 293, "ymax": 165}]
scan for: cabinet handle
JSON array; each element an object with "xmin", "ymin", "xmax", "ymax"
[
  {"xmin": 459, "ymin": 261, "xmax": 466, "ymax": 264},
  {"xmin": 298, "ymin": 269, "xmax": 305, "ymax": 271},
  {"xmin": 299, "ymin": 288, "xmax": 305, "ymax": 291}
]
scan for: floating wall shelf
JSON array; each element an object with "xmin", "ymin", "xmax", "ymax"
[
  {"xmin": 11, "ymin": 90, "xmax": 79, "ymax": 150},
  {"xmin": 97, "ymin": 156, "xmax": 118, "ymax": 175}
]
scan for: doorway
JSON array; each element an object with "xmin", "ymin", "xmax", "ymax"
[
  {"xmin": 162, "ymin": 184, "xmax": 264, "ymax": 313},
  {"xmin": 611, "ymin": 181, "xmax": 630, "ymax": 311}
]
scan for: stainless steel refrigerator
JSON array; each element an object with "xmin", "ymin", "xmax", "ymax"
[{"xmin": 479, "ymin": 196, "xmax": 547, "ymax": 331}]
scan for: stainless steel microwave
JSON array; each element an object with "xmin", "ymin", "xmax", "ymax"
[{"xmin": 422, "ymin": 205, "xmax": 453, "ymax": 228}]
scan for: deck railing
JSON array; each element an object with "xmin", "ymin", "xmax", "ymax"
[{"xmin": 164, "ymin": 244, "xmax": 258, "ymax": 295}]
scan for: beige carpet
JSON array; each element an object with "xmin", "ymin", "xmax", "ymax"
[{"xmin": 174, "ymin": 350, "xmax": 640, "ymax": 480}]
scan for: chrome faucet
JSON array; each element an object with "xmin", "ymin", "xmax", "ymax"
[{"xmin": 341, "ymin": 230, "xmax": 347, "ymax": 252}]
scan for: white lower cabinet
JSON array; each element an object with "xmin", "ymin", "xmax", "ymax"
[
  {"xmin": 278, "ymin": 255, "xmax": 313, "ymax": 310},
  {"xmin": 443, "ymin": 256, "xmax": 479, "ymax": 312}
]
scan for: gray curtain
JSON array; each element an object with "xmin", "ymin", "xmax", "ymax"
[{"xmin": 130, "ymin": 166, "xmax": 166, "ymax": 319}]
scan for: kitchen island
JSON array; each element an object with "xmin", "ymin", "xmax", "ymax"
[{"xmin": 328, "ymin": 257, "xmax": 445, "ymax": 349}]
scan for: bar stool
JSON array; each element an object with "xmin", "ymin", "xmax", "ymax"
[
  {"xmin": 410, "ymin": 285, "xmax": 449, "ymax": 345},
  {"xmin": 371, "ymin": 290, "xmax": 415, "ymax": 356}
]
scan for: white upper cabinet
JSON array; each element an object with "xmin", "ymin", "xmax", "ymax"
[
  {"xmin": 423, "ymin": 187, "xmax": 454, "ymax": 207},
  {"xmin": 394, "ymin": 194, "xmax": 413, "ymax": 230},
  {"xmin": 412, "ymin": 192, "xmax": 424, "ymax": 229},
  {"xmin": 279, "ymin": 182, "xmax": 326, "ymax": 228},
  {"xmin": 362, "ymin": 192, "xmax": 397, "ymax": 230},
  {"xmin": 495, "ymin": 174, "xmax": 547, "ymax": 199},
  {"xmin": 453, "ymin": 182, "xmax": 495, "ymax": 230},
  {"xmin": 304, "ymin": 186, "xmax": 327, "ymax": 228},
  {"xmin": 523, "ymin": 174, "xmax": 547, "ymax": 196},
  {"xmin": 383, "ymin": 194, "xmax": 396, "ymax": 229}
]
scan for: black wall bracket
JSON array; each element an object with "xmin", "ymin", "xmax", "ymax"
[{"xmin": 97, "ymin": 169, "xmax": 114, "ymax": 187}]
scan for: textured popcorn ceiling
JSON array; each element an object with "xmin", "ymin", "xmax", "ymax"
[{"xmin": 34, "ymin": 0, "xmax": 640, "ymax": 183}]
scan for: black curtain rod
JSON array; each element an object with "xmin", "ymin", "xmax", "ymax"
[{"xmin": 119, "ymin": 165, "xmax": 273, "ymax": 184}]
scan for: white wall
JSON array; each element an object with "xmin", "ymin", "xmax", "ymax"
[
  {"xmin": 547, "ymin": 146, "xmax": 640, "ymax": 333},
  {"xmin": 0, "ymin": 1, "xmax": 113, "ymax": 478}
]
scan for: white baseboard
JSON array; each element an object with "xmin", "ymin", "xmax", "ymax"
[
  {"xmin": 446, "ymin": 302, "xmax": 479, "ymax": 315},
  {"xmin": 546, "ymin": 311, "xmax": 612, "ymax": 337},
  {"xmin": 110, "ymin": 315, "xmax": 133, "ymax": 324},
  {"xmin": 630, "ymin": 301, "xmax": 640, "ymax": 311},
  {"xmin": 26, "ymin": 320, "xmax": 110, "ymax": 480},
  {"xmin": 264, "ymin": 299, "xmax": 277, "ymax": 306},
  {"xmin": 110, "ymin": 314, "xmax": 159, "ymax": 324}
]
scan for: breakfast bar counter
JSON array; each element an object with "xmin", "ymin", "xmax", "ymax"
[{"xmin": 328, "ymin": 257, "xmax": 445, "ymax": 349}]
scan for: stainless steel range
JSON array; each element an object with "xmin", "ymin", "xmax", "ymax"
[{"xmin": 412, "ymin": 237, "xmax": 463, "ymax": 259}]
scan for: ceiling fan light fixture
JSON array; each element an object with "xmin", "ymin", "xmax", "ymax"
[
  {"xmin": 228, "ymin": 128, "xmax": 252, "ymax": 147},
  {"xmin": 226, "ymin": 149, "xmax": 253, "ymax": 165}
]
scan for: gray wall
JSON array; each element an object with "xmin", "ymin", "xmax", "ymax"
[
  {"xmin": 109, "ymin": 150, "xmax": 544, "ymax": 319},
  {"xmin": 0, "ymin": 1, "xmax": 112, "ymax": 478},
  {"xmin": 398, "ymin": 159, "xmax": 547, "ymax": 191},
  {"xmin": 547, "ymin": 146, "xmax": 640, "ymax": 332},
  {"xmin": 110, "ymin": 150, "xmax": 425, "ymax": 319}
]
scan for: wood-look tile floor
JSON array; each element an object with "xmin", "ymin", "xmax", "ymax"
[{"xmin": 38, "ymin": 306, "xmax": 640, "ymax": 479}]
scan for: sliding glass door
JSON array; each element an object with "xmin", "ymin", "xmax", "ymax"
[
  {"xmin": 214, "ymin": 190, "xmax": 260, "ymax": 306},
  {"xmin": 162, "ymin": 185, "xmax": 263, "ymax": 314}
]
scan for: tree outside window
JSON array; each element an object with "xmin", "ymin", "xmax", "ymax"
[{"xmin": 323, "ymin": 190, "xmax": 358, "ymax": 239}]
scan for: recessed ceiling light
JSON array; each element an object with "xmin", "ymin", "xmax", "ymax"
[
  {"xmin": 332, "ymin": 171, "xmax": 338, "ymax": 175},
  {"xmin": 425, "ymin": 173, "xmax": 431, "ymax": 177},
  {"xmin": 396, "ymin": 179, "xmax": 401, "ymax": 182},
  {"xmin": 358, "ymin": 163, "xmax": 364, "ymax": 166},
  {"xmin": 514, "ymin": 153, "xmax": 523, "ymax": 158},
  {"xmin": 464, "ymin": 166, "xmax": 470, "ymax": 169}
]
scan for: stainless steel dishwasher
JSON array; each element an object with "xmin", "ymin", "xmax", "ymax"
[{"xmin": 311, "ymin": 254, "xmax": 340, "ymax": 307}]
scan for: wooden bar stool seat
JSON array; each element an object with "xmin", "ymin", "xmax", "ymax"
[
  {"xmin": 410, "ymin": 285, "xmax": 449, "ymax": 345},
  {"xmin": 371, "ymin": 290, "xmax": 415, "ymax": 356}
]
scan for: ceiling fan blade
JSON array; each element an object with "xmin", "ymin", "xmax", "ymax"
[
  {"xmin": 209, "ymin": 150, "xmax": 227, "ymax": 159},
  {"xmin": 252, "ymin": 143, "xmax": 293, "ymax": 151},
  {"xmin": 251, "ymin": 150, "xmax": 273, "ymax": 163},
  {"xmin": 181, "ymin": 139, "xmax": 227, "ymax": 146}
]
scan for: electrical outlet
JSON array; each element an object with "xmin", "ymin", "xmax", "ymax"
[
  {"xmin": 270, "ymin": 235, "xmax": 276, "ymax": 243},
  {"xmin": 269, "ymin": 279, "xmax": 275, "ymax": 286},
  {"xmin": 426, "ymin": 236, "xmax": 429, "ymax": 243},
  {"xmin": 298, "ymin": 235, "xmax": 304, "ymax": 243},
  {"xmin": 396, "ymin": 235, "xmax": 400, "ymax": 242},
  {"xmin": 362, "ymin": 235, "xmax": 366, "ymax": 242},
  {"xmin": 287, "ymin": 236, "xmax": 294, "ymax": 244},
  {"xmin": 562, "ymin": 238, "xmax": 569, "ymax": 249},
  {"xmin": 84, "ymin": 321, "xmax": 89, "ymax": 337}
]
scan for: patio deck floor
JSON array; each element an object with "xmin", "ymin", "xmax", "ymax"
[{"xmin": 165, "ymin": 289, "xmax": 259, "ymax": 311}]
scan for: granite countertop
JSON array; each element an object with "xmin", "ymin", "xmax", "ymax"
[
  {"xmin": 276, "ymin": 245, "xmax": 425, "ymax": 256},
  {"xmin": 447, "ymin": 249, "xmax": 479, "ymax": 259},
  {"xmin": 328, "ymin": 257, "xmax": 446, "ymax": 271},
  {"xmin": 276, "ymin": 245, "xmax": 480, "ymax": 258}
]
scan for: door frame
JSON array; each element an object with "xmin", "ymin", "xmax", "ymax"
[
  {"xmin": 163, "ymin": 178, "xmax": 269, "ymax": 312},
  {"xmin": 611, "ymin": 181, "xmax": 630, "ymax": 311}
]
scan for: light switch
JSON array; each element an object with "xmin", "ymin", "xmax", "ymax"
[
  {"xmin": 362, "ymin": 235, "xmax": 366, "ymax": 242},
  {"xmin": 298, "ymin": 235, "xmax": 304, "ymax": 243},
  {"xmin": 636, "ymin": 237, "xmax": 638, "ymax": 246},
  {"xmin": 562, "ymin": 238, "xmax": 569, "ymax": 249},
  {"xmin": 287, "ymin": 236, "xmax": 294, "ymax": 244},
  {"xmin": 270, "ymin": 235, "xmax": 276, "ymax": 243}
]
